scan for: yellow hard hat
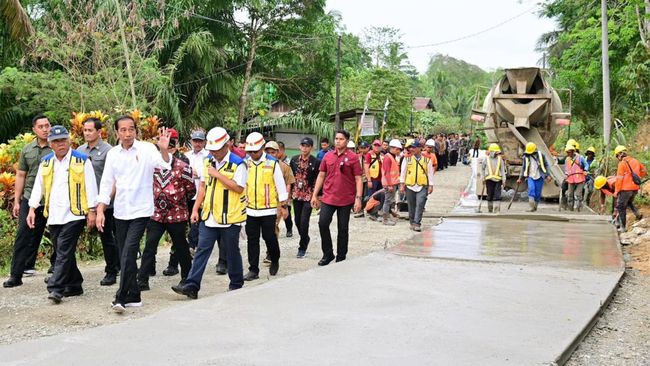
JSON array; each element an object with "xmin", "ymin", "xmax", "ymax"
[
  {"xmin": 587, "ymin": 146, "xmax": 596, "ymax": 154},
  {"xmin": 567, "ymin": 139, "xmax": 577, "ymax": 148},
  {"xmin": 614, "ymin": 145, "xmax": 627, "ymax": 156},
  {"xmin": 564, "ymin": 143, "xmax": 576, "ymax": 152},
  {"xmin": 488, "ymin": 143, "xmax": 501, "ymax": 153},
  {"xmin": 405, "ymin": 139, "xmax": 414, "ymax": 148},
  {"xmin": 575, "ymin": 142, "xmax": 580, "ymax": 150},
  {"xmin": 594, "ymin": 176, "xmax": 607, "ymax": 190},
  {"xmin": 525, "ymin": 142, "xmax": 537, "ymax": 154}
]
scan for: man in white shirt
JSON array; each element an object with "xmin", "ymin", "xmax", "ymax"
[
  {"xmin": 243, "ymin": 132, "xmax": 288, "ymax": 281},
  {"xmin": 172, "ymin": 127, "xmax": 247, "ymax": 299},
  {"xmin": 184, "ymin": 130, "xmax": 208, "ymax": 249},
  {"xmin": 96, "ymin": 115, "xmax": 172, "ymax": 313},
  {"xmin": 27, "ymin": 126, "xmax": 97, "ymax": 303}
]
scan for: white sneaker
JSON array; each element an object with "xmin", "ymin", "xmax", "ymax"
[
  {"xmin": 23, "ymin": 269, "xmax": 36, "ymax": 277},
  {"xmin": 125, "ymin": 301, "xmax": 143, "ymax": 308},
  {"xmin": 111, "ymin": 301, "xmax": 125, "ymax": 313}
]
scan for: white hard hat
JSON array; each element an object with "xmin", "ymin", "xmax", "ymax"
[
  {"xmin": 347, "ymin": 141, "xmax": 356, "ymax": 148},
  {"xmin": 425, "ymin": 139, "xmax": 435, "ymax": 147},
  {"xmin": 245, "ymin": 132, "xmax": 265, "ymax": 152},
  {"xmin": 205, "ymin": 127, "xmax": 229, "ymax": 151},
  {"xmin": 389, "ymin": 139, "xmax": 402, "ymax": 149}
]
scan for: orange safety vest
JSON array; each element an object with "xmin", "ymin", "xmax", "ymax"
[
  {"xmin": 422, "ymin": 151, "xmax": 438, "ymax": 170},
  {"xmin": 615, "ymin": 156, "xmax": 647, "ymax": 193},
  {"xmin": 381, "ymin": 153, "xmax": 400, "ymax": 186},
  {"xmin": 565, "ymin": 155, "xmax": 586, "ymax": 184}
]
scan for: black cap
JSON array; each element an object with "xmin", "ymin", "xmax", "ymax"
[
  {"xmin": 300, "ymin": 137, "xmax": 314, "ymax": 146},
  {"xmin": 359, "ymin": 141, "xmax": 370, "ymax": 148}
]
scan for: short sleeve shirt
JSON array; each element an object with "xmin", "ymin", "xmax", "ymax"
[
  {"xmin": 319, "ymin": 148, "xmax": 362, "ymax": 207},
  {"xmin": 18, "ymin": 140, "xmax": 52, "ymax": 200},
  {"xmin": 77, "ymin": 140, "xmax": 113, "ymax": 189}
]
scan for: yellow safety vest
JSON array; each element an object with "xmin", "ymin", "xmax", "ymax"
[
  {"xmin": 486, "ymin": 156, "xmax": 503, "ymax": 181},
  {"xmin": 368, "ymin": 153, "xmax": 382, "ymax": 179},
  {"xmin": 404, "ymin": 156, "xmax": 430, "ymax": 186},
  {"xmin": 247, "ymin": 158, "xmax": 279, "ymax": 210},
  {"xmin": 524, "ymin": 152, "xmax": 547, "ymax": 177},
  {"xmin": 40, "ymin": 151, "xmax": 89, "ymax": 218},
  {"xmin": 201, "ymin": 155, "xmax": 247, "ymax": 224}
]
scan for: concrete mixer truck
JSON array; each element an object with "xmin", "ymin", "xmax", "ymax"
[{"xmin": 474, "ymin": 67, "xmax": 569, "ymax": 198}]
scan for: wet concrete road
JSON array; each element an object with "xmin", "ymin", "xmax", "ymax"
[{"xmin": 391, "ymin": 217, "xmax": 623, "ymax": 271}]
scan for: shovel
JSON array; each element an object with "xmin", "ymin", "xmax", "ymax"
[
  {"xmin": 476, "ymin": 180, "xmax": 486, "ymax": 213},
  {"xmin": 507, "ymin": 180, "xmax": 521, "ymax": 210}
]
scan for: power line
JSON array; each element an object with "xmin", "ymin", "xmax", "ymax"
[{"xmin": 406, "ymin": 4, "xmax": 538, "ymax": 49}]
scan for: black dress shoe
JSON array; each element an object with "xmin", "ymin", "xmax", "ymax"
[
  {"xmin": 243, "ymin": 271, "xmax": 259, "ymax": 281},
  {"xmin": 335, "ymin": 257, "xmax": 346, "ymax": 263},
  {"xmin": 44, "ymin": 276, "xmax": 50, "ymax": 284},
  {"xmin": 269, "ymin": 262, "xmax": 279, "ymax": 276},
  {"xmin": 100, "ymin": 273, "xmax": 117, "ymax": 286},
  {"xmin": 47, "ymin": 267, "xmax": 54, "ymax": 274},
  {"xmin": 171, "ymin": 284, "xmax": 198, "ymax": 299},
  {"xmin": 48, "ymin": 292, "xmax": 63, "ymax": 304},
  {"xmin": 286, "ymin": 231, "xmax": 293, "ymax": 238},
  {"xmin": 138, "ymin": 280, "xmax": 150, "ymax": 291},
  {"xmin": 318, "ymin": 255, "xmax": 335, "ymax": 266},
  {"xmin": 163, "ymin": 266, "xmax": 179, "ymax": 276},
  {"xmin": 63, "ymin": 287, "xmax": 84, "ymax": 297},
  {"xmin": 3, "ymin": 277, "xmax": 22, "ymax": 288},
  {"xmin": 215, "ymin": 263, "xmax": 227, "ymax": 275}
]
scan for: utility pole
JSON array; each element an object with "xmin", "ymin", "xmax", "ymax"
[
  {"xmin": 542, "ymin": 52, "xmax": 547, "ymax": 69},
  {"xmin": 602, "ymin": 0, "xmax": 612, "ymax": 152},
  {"xmin": 335, "ymin": 35, "xmax": 342, "ymax": 130},
  {"xmin": 115, "ymin": 0, "xmax": 137, "ymax": 108}
]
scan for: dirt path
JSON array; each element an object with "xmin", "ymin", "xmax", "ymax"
[{"xmin": 0, "ymin": 165, "xmax": 473, "ymax": 345}]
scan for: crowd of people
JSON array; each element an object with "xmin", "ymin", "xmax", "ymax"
[
  {"xmin": 3, "ymin": 113, "xmax": 645, "ymax": 311},
  {"xmin": 2, "ymin": 113, "xmax": 475, "ymax": 311}
]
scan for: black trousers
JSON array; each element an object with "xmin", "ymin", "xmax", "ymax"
[
  {"xmin": 47, "ymin": 220, "xmax": 85, "ymax": 294},
  {"xmin": 318, "ymin": 203, "xmax": 352, "ymax": 261},
  {"xmin": 435, "ymin": 154, "xmax": 445, "ymax": 171},
  {"xmin": 485, "ymin": 180, "xmax": 502, "ymax": 202},
  {"xmin": 449, "ymin": 150, "xmax": 458, "ymax": 166},
  {"xmin": 284, "ymin": 205, "xmax": 293, "ymax": 233},
  {"xmin": 10, "ymin": 198, "xmax": 47, "ymax": 278},
  {"xmin": 246, "ymin": 215, "xmax": 279, "ymax": 274},
  {"xmin": 139, "ymin": 221, "xmax": 192, "ymax": 282},
  {"xmin": 293, "ymin": 200, "xmax": 312, "ymax": 251},
  {"xmin": 114, "ymin": 217, "xmax": 149, "ymax": 303},
  {"xmin": 99, "ymin": 208, "xmax": 120, "ymax": 275},
  {"xmin": 616, "ymin": 190, "xmax": 637, "ymax": 229}
]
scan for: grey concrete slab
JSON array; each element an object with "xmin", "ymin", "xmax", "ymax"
[{"xmin": 0, "ymin": 252, "xmax": 621, "ymax": 366}]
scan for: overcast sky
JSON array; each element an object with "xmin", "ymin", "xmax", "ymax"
[{"xmin": 325, "ymin": 0, "xmax": 558, "ymax": 73}]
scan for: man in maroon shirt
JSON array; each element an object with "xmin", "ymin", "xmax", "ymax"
[
  {"xmin": 311, "ymin": 130, "xmax": 363, "ymax": 265},
  {"xmin": 137, "ymin": 129, "xmax": 196, "ymax": 290}
]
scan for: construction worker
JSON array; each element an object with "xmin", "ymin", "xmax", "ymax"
[
  {"xmin": 172, "ymin": 127, "xmax": 247, "ymax": 299},
  {"xmin": 25, "ymin": 126, "xmax": 97, "ymax": 303},
  {"xmin": 594, "ymin": 175, "xmax": 643, "ymax": 221},
  {"xmin": 243, "ymin": 132, "xmax": 288, "ymax": 280},
  {"xmin": 613, "ymin": 146, "xmax": 647, "ymax": 231},
  {"xmin": 564, "ymin": 143, "xmax": 587, "ymax": 211},
  {"xmin": 364, "ymin": 140, "xmax": 383, "ymax": 199},
  {"xmin": 399, "ymin": 141, "xmax": 434, "ymax": 231},
  {"xmin": 423, "ymin": 139, "xmax": 439, "ymax": 171},
  {"xmin": 480, "ymin": 143, "xmax": 506, "ymax": 213},
  {"xmin": 517, "ymin": 142, "xmax": 551, "ymax": 212},
  {"xmin": 378, "ymin": 139, "xmax": 402, "ymax": 225},
  {"xmin": 583, "ymin": 146, "xmax": 598, "ymax": 206}
]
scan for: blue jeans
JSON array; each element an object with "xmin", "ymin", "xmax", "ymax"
[
  {"xmin": 527, "ymin": 177, "xmax": 544, "ymax": 202},
  {"xmin": 185, "ymin": 223, "xmax": 243, "ymax": 291}
]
